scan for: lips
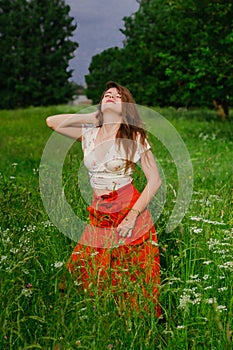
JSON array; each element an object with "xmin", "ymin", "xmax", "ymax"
[{"xmin": 106, "ymin": 99, "xmax": 115, "ymax": 103}]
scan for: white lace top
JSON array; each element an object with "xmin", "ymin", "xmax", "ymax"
[{"xmin": 82, "ymin": 125, "xmax": 151, "ymax": 191}]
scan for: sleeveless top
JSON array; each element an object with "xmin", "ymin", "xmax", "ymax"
[{"xmin": 82, "ymin": 125, "xmax": 151, "ymax": 191}]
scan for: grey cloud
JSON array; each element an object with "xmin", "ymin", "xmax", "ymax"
[{"xmin": 65, "ymin": 0, "xmax": 139, "ymax": 85}]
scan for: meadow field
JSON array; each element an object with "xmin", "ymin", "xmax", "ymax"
[{"xmin": 0, "ymin": 105, "xmax": 232, "ymax": 349}]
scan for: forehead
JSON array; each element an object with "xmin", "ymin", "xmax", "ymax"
[{"xmin": 105, "ymin": 87, "xmax": 121, "ymax": 94}]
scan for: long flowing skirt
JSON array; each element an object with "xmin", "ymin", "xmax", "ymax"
[{"xmin": 67, "ymin": 183, "xmax": 161, "ymax": 316}]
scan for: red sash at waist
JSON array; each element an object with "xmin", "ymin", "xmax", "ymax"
[{"xmin": 78, "ymin": 183, "xmax": 157, "ymax": 248}]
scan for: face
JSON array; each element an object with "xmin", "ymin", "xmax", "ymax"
[{"xmin": 101, "ymin": 87, "xmax": 122, "ymax": 115}]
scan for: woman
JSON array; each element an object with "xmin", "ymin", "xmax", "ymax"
[{"xmin": 46, "ymin": 81, "xmax": 162, "ymax": 316}]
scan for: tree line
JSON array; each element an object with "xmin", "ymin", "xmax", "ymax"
[
  {"xmin": 0, "ymin": 0, "xmax": 77, "ymax": 109},
  {"xmin": 86, "ymin": 0, "xmax": 233, "ymax": 118},
  {"xmin": 1, "ymin": 0, "xmax": 232, "ymax": 114}
]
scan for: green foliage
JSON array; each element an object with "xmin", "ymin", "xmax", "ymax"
[
  {"xmin": 0, "ymin": 0, "xmax": 78, "ymax": 109},
  {"xmin": 85, "ymin": 0, "xmax": 233, "ymax": 109},
  {"xmin": 0, "ymin": 106, "xmax": 233, "ymax": 349},
  {"xmin": 85, "ymin": 47, "xmax": 127, "ymax": 104}
]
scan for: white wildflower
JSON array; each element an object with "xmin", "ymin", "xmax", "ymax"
[
  {"xmin": 190, "ymin": 216, "xmax": 226, "ymax": 226},
  {"xmin": 209, "ymin": 194, "xmax": 221, "ymax": 201},
  {"xmin": 187, "ymin": 279, "xmax": 201, "ymax": 284},
  {"xmin": 213, "ymin": 249, "xmax": 230, "ymax": 256},
  {"xmin": 0, "ymin": 256, "xmax": 7, "ymax": 264},
  {"xmin": 190, "ymin": 216, "xmax": 202, "ymax": 222},
  {"xmin": 203, "ymin": 260, "xmax": 212, "ymax": 265},
  {"xmin": 204, "ymin": 286, "xmax": 213, "ymax": 290},
  {"xmin": 191, "ymin": 298, "xmax": 201, "ymax": 305},
  {"xmin": 203, "ymin": 219, "xmax": 225, "ymax": 226},
  {"xmin": 74, "ymin": 281, "xmax": 83, "ymax": 286},
  {"xmin": 80, "ymin": 315, "xmax": 88, "ymax": 319},
  {"xmin": 179, "ymin": 294, "xmax": 191, "ymax": 310},
  {"xmin": 79, "ymin": 307, "xmax": 87, "ymax": 312},
  {"xmin": 218, "ymin": 261, "xmax": 233, "ymax": 271},
  {"xmin": 53, "ymin": 261, "xmax": 64, "ymax": 269},
  {"xmin": 151, "ymin": 241, "xmax": 159, "ymax": 246},
  {"xmin": 190, "ymin": 274, "xmax": 199, "ymax": 279},
  {"xmin": 184, "ymin": 287, "xmax": 197, "ymax": 293},
  {"xmin": 42, "ymin": 220, "xmax": 54, "ymax": 227},
  {"xmin": 10, "ymin": 248, "xmax": 19, "ymax": 254},
  {"xmin": 4, "ymin": 237, "xmax": 11, "ymax": 244},
  {"xmin": 203, "ymin": 275, "xmax": 209, "ymax": 280},
  {"xmin": 187, "ymin": 275, "xmax": 201, "ymax": 283},
  {"xmin": 191, "ymin": 228, "xmax": 203, "ymax": 234},
  {"xmin": 205, "ymin": 298, "xmax": 217, "ymax": 304},
  {"xmin": 21, "ymin": 288, "xmax": 33, "ymax": 297},
  {"xmin": 218, "ymin": 287, "xmax": 227, "ymax": 292},
  {"xmin": 216, "ymin": 305, "xmax": 227, "ymax": 312}
]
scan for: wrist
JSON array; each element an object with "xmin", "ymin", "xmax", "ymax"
[{"xmin": 130, "ymin": 208, "xmax": 141, "ymax": 217}]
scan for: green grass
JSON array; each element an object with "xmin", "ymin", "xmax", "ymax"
[{"xmin": 0, "ymin": 105, "xmax": 232, "ymax": 349}]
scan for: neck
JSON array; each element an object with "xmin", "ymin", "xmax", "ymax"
[
  {"xmin": 101, "ymin": 123, "xmax": 120, "ymax": 135},
  {"xmin": 102, "ymin": 110, "xmax": 122, "ymax": 127}
]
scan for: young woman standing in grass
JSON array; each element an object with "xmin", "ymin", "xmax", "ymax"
[{"xmin": 46, "ymin": 81, "xmax": 162, "ymax": 316}]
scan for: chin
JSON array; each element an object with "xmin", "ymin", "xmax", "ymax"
[{"xmin": 102, "ymin": 103, "xmax": 122, "ymax": 115}]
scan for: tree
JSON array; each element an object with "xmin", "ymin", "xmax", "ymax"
[
  {"xmin": 85, "ymin": 0, "xmax": 233, "ymax": 112},
  {"xmin": 0, "ymin": 0, "xmax": 78, "ymax": 109},
  {"xmin": 85, "ymin": 47, "xmax": 128, "ymax": 104},
  {"xmin": 122, "ymin": 0, "xmax": 233, "ymax": 109}
]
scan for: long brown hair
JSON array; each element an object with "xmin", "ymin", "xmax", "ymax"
[{"xmin": 96, "ymin": 81, "xmax": 149, "ymax": 171}]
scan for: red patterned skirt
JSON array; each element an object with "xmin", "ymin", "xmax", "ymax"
[{"xmin": 67, "ymin": 183, "xmax": 161, "ymax": 316}]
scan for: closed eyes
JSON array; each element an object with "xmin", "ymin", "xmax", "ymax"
[{"xmin": 104, "ymin": 92, "xmax": 121, "ymax": 99}]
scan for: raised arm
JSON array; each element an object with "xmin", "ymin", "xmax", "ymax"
[{"xmin": 46, "ymin": 111, "xmax": 98, "ymax": 140}]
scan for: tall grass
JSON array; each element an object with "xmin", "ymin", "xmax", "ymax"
[{"xmin": 0, "ymin": 106, "xmax": 232, "ymax": 349}]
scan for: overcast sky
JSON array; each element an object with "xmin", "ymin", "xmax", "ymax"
[{"xmin": 65, "ymin": 0, "xmax": 139, "ymax": 86}]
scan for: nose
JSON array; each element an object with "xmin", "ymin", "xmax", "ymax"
[{"xmin": 109, "ymin": 92, "xmax": 116, "ymax": 99}]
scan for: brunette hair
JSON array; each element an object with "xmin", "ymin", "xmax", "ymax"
[{"xmin": 96, "ymin": 81, "xmax": 149, "ymax": 171}]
